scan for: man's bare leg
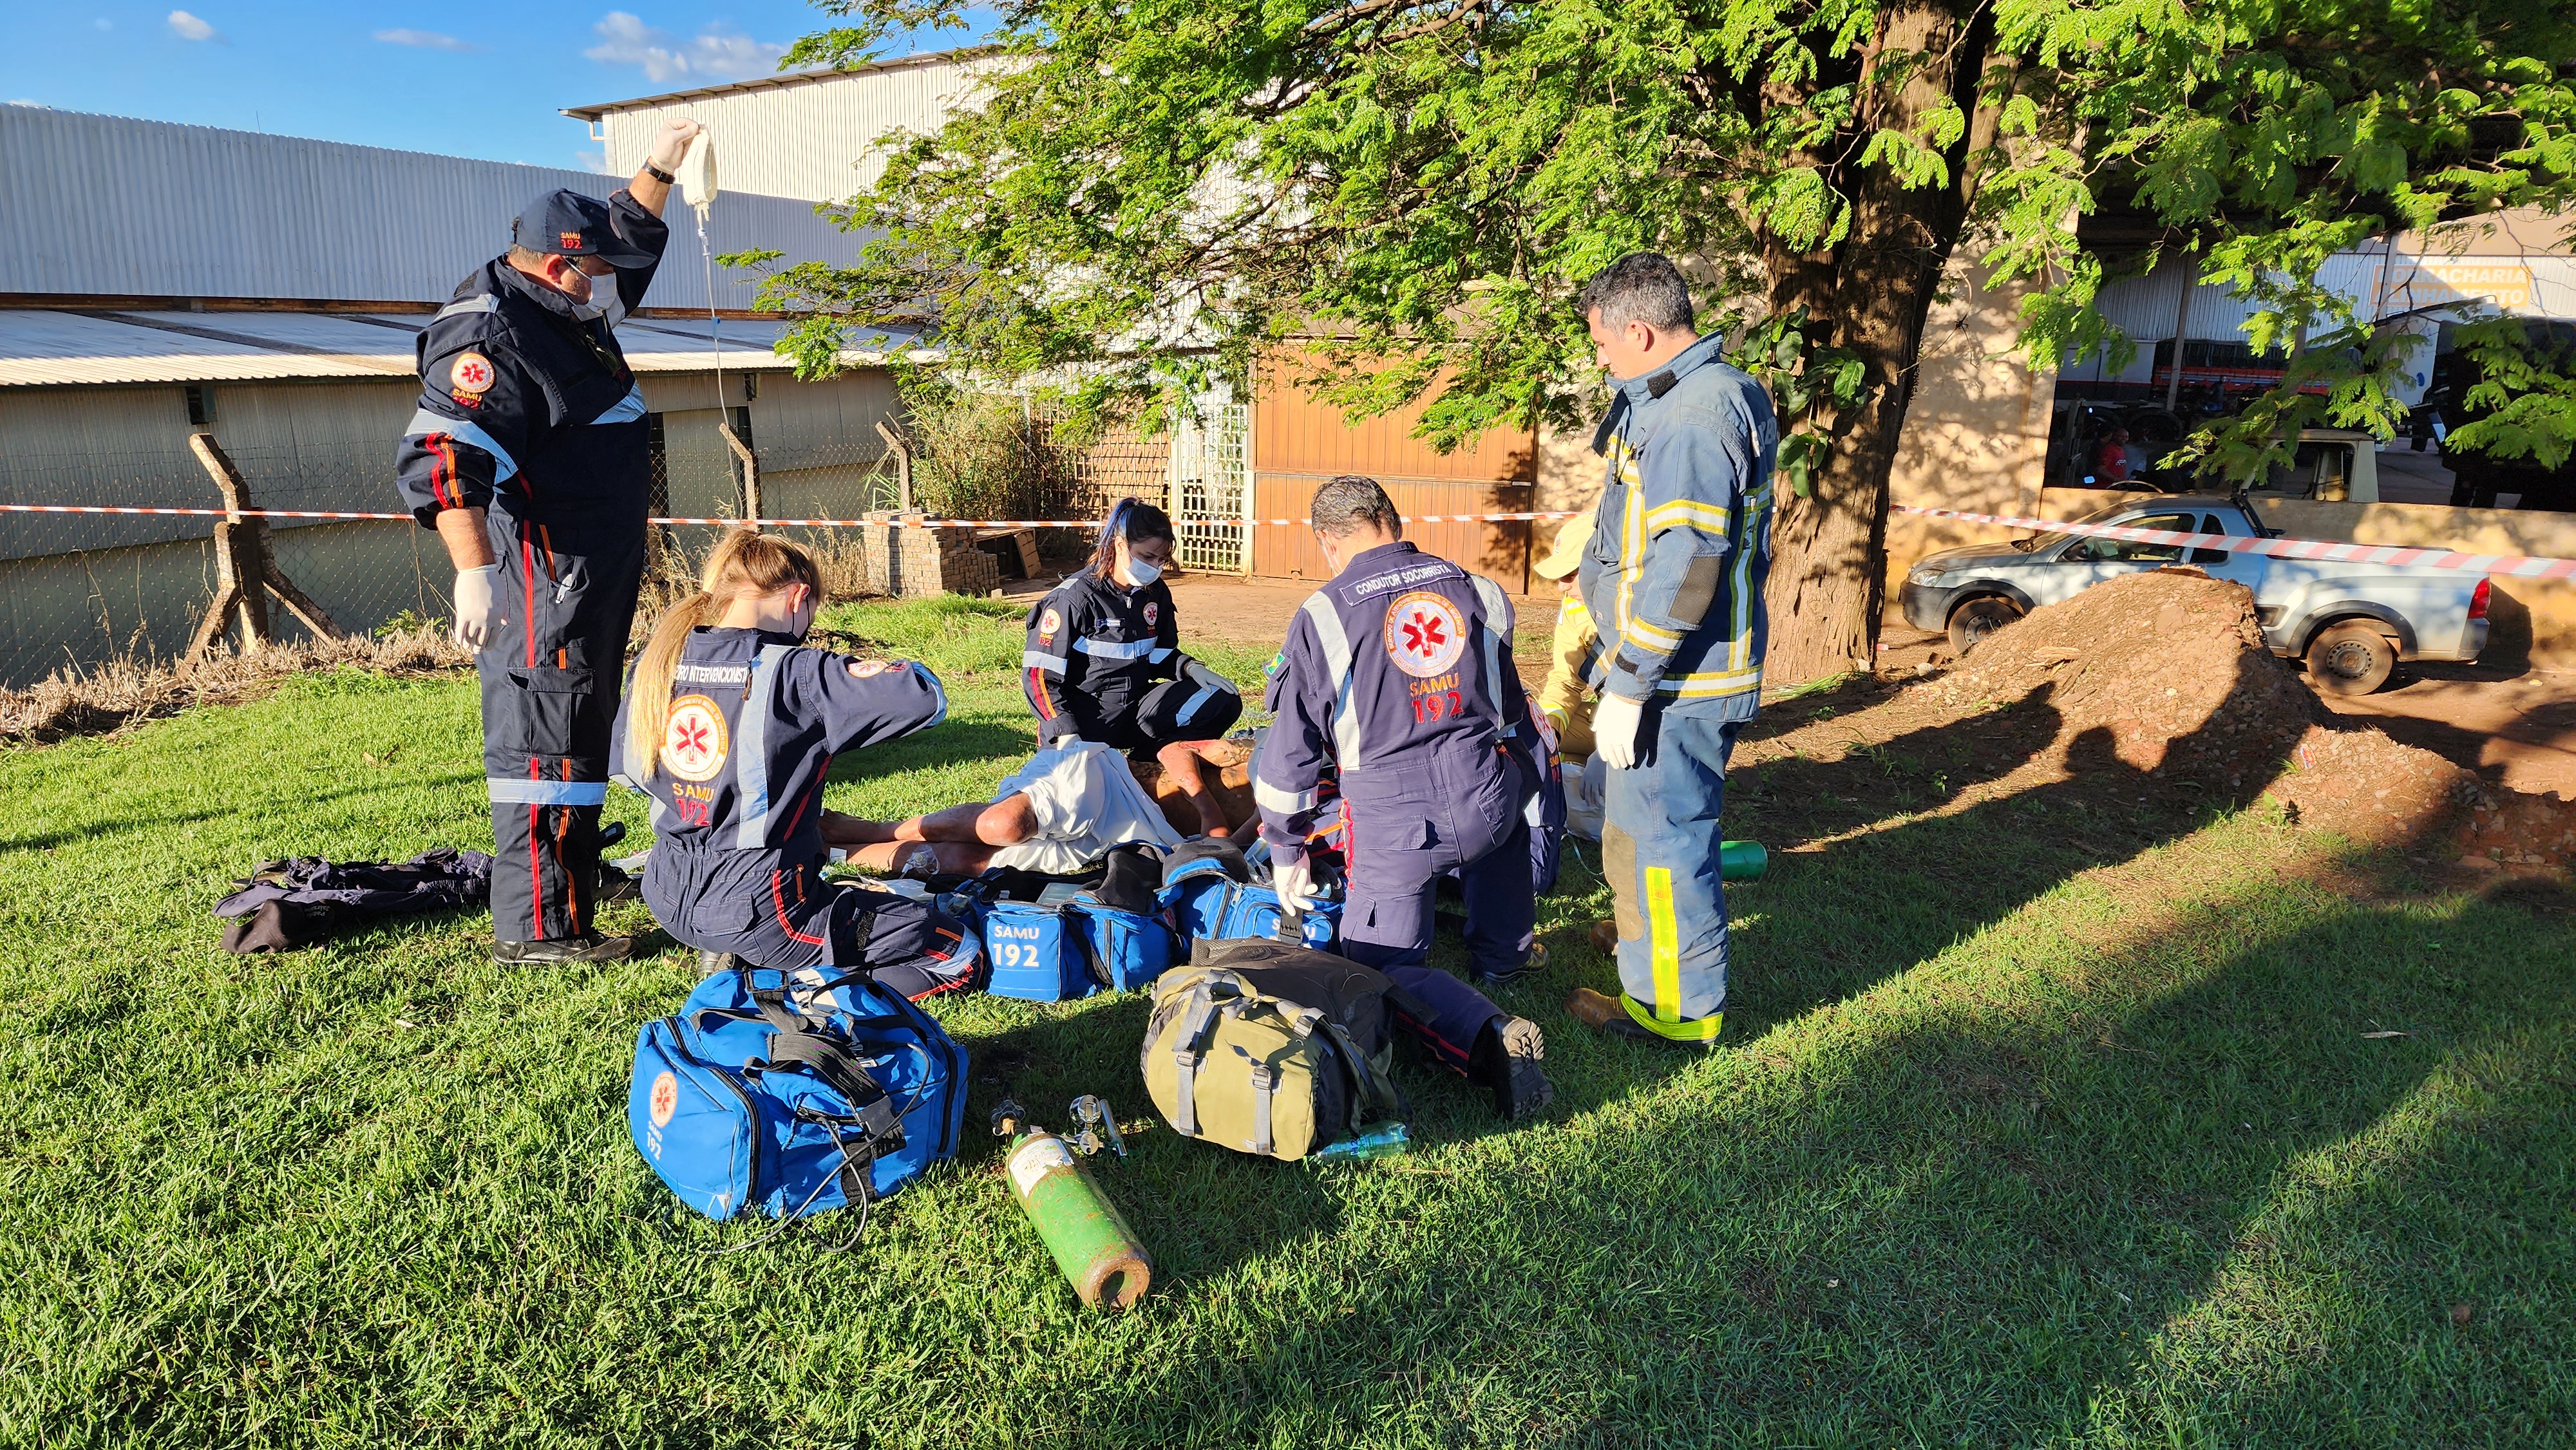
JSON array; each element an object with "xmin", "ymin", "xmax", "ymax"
[
  {"xmin": 1156, "ymin": 740, "xmax": 1234, "ymax": 837},
  {"xmin": 827, "ymin": 796, "xmax": 1039, "ymax": 876}
]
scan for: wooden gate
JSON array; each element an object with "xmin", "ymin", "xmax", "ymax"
[{"xmin": 1249, "ymin": 355, "xmax": 1537, "ymax": 590}]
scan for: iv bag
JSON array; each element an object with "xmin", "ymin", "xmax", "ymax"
[{"xmin": 677, "ymin": 129, "xmax": 717, "ymax": 212}]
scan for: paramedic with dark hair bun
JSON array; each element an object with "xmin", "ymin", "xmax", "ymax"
[
  {"xmin": 1021, "ymin": 498, "xmax": 1243, "ymax": 836},
  {"xmin": 1253, "ymin": 475, "xmax": 1554, "ymax": 1120},
  {"xmin": 390, "ymin": 117, "xmax": 700, "ymax": 965}
]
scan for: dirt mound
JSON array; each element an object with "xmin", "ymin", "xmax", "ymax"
[
  {"xmin": 2456, "ymin": 784, "xmax": 2576, "ymax": 870},
  {"xmin": 2266, "ymin": 724, "xmax": 2481, "ymax": 847},
  {"xmin": 1920, "ymin": 569, "xmax": 2319, "ymax": 791}
]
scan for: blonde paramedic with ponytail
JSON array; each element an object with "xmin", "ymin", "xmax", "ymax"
[{"xmin": 609, "ymin": 529, "xmax": 983, "ymax": 998}]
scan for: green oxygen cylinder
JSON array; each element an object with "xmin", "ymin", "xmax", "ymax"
[
  {"xmin": 992, "ymin": 1102, "xmax": 1151, "ymax": 1310},
  {"xmin": 1719, "ymin": 840, "xmax": 1768, "ymax": 881}
]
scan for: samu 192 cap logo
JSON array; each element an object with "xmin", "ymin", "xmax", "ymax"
[{"xmin": 560, "ymin": 231, "xmax": 585, "ymax": 252}]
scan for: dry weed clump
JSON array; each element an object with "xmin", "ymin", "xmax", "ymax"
[{"xmin": 1, "ymin": 628, "xmax": 470, "ymax": 746}]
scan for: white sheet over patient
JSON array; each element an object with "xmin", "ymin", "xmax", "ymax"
[{"xmin": 985, "ymin": 739, "xmax": 1183, "ymax": 874}]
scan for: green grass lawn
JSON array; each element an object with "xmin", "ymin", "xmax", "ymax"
[{"xmin": 3, "ymin": 596, "xmax": 2570, "ymax": 1448}]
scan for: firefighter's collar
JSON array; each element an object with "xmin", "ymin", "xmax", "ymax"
[{"xmin": 1591, "ymin": 331, "xmax": 1728, "ymax": 455}]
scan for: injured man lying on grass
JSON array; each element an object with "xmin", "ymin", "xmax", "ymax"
[{"xmin": 826, "ymin": 737, "xmax": 1204, "ymax": 877}]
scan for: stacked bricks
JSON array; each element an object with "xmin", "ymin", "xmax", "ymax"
[{"xmin": 860, "ymin": 512, "xmax": 1002, "ymax": 598}]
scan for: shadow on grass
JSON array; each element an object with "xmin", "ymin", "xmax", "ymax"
[{"xmin": 1016, "ymin": 840, "xmax": 2575, "ymax": 1445}]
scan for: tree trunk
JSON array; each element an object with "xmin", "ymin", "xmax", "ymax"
[{"xmin": 1759, "ymin": 0, "xmax": 1996, "ymax": 687}]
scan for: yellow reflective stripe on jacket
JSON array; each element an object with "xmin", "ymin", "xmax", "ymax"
[
  {"xmin": 1727, "ymin": 478, "xmax": 1772, "ymax": 675},
  {"xmin": 1611, "ymin": 438, "xmax": 1645, "ymax": 648},
  {"xmin": 1654, "ymin": 666, "xmax": 1763, "ymax": 697},
  {"xmin": 1643, "ymin": 499, "xmax": 1733, "ymax": 534},
  {"xmin": 1624, "ymin": 617, "xmax": 1684, "ymax": 652}
]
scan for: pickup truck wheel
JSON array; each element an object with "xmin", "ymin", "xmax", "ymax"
[
  {"xmin": 2304, "ymin": 621, "xmax": 2396, "ymax": 695},
  {"xmin": 1947, "ymin": 596, "xmax": 2026, "ymax": 656}
]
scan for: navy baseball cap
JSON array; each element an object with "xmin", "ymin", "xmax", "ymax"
[{"xmin": 511, "ymin": 189, "xmax": 654, "ymax": 266}]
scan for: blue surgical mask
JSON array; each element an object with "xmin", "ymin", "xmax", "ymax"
[{"xmin": 1123, "ymin": 559, "xmax": 1162, "ymax": 588}]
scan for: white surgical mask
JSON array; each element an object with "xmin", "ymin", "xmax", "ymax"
[{"xmin": 1122, "ymin": 559, "xmax": 1162, "ymax": 588}]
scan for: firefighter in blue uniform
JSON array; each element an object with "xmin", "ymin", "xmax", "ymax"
[
  {"xmin": 393, "ymin": 119, "xmax": 699, "ymax": 964},
  {"xmin": 1563, "ymin": 253, "xmax": 1779, "ymax": 1046},
  {"xmin": 610, "ymin": 530, "xmax": 981, "ymax": 999},
  {"xmin": 1255, "ymin": 476, "xmax": 1553, "ymax": 1119},
  {"xmin": 1023, "ymin": 498, "xmax": 1243, "ymax": 836}
]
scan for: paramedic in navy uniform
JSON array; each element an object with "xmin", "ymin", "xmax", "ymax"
[
  {"xmin": 1253, "ymin": 476, "xmax": 1554, "ymax": 1120},
  {"xmin": 392, "ymin": 118, "xmax": 701, "ymax": 964},
  {"xmin": 1022, "ymin": 498, "xmax": 1243, "ymax": 836}
]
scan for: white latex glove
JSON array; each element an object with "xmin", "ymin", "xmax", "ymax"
[
  {"xmin": 451, "ymin": 565, "xmax": 502, "ymax": 650},
  {"xmin": 1272, "ymin": 854, "xmax": 1318, "ymax": 916},
  {"xmin": 1593, "ymin": 691, "xmax": 1645, "ymax": 770},
  {"xmin": 649, "ymin": 118, "xmax": 703, "ymax": 173}
]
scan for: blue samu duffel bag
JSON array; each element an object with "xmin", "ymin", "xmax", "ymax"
[{"xmin": 629, "ymin": 965, "xmax": 967, "ymax": 1235}]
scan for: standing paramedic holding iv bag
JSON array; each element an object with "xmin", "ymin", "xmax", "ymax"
[{"xmin": 392, "ymin": 119, "xmax": 701, "ymax": 965}]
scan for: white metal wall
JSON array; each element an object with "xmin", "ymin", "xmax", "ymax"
[
  {"xmin": 0, "ymin": 107, "xmax": 853, "ymax": 308},
  {"xmin": 592, "ymin": 54, "xmax": 998, "ymax": 203}
]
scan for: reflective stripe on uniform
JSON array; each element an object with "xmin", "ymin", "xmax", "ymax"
[
  {"xmin": 1470, "ymin": 573, "xmax": 1510, "ymax": 724},
  {"xmin": 1072, "ymin": 636, "xmax": 1155, "ymax": 659},
  {"xmin": 487, "ymin": 778, "xmax": 609, "ymax": 805},
  {"xmin": 435, "ymin": 294, "xmax": 501, "ymax": 322},
  {"xmin": 1298, "ymin": 592, "xmax": 1367, "ymax": 769},
  {"xmin": 405, "ymin": 410, "xmax": 518, "ymax": 480},
  {"xmin": 1254, "ymin": 777, "xmax": 1316, "ymax": 814},
  {"xmin": 1175, "ymin": 683, "xmax": 1220, "ymax": 726},
  {"xmin": 1656, "ymin": 666, "xmax": 1763, "ymax": 697},
  {"xmin": 1022, "ymin": 650, "xmax": 1065, "ymax": 673},
  {"xmin": 591, "ymin": 382, "xmax": 647, "ymax": 425},
  {"xmin": 734, "ymin": 644, "xmax": 793, "ymax": 849},
  {"xmin": 1621, "ymin": 992, "xmax": 1724, "ymax": 1041},
  {"xmin": 1645, "ymin": 499, "xmax": 1732, "ymax": 533},
  {"xmin": 1150, "ymin": 646, "xmax": 1176, "ymax": 664},
  {"xmin": 1645, "ymin": 865, "xmax": 1683, "ymax": 1020}
]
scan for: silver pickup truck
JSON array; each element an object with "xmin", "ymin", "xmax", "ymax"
[{"xmin": 1898, "ymin": 495, "xmax": 2490, "ymax": 693}]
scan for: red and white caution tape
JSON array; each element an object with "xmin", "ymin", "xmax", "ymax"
[
  {"xmin": 0, "ymin": 503, "xmax": 1589, "ymax": 529},
  {"xmin": 1893, "ymin": 502, "xmax": 2576, "ymax": 581}
]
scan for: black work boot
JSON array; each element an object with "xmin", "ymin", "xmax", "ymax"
[
  {"xmin": 1468, "ymin": 1014, "xmax": 1553, "ymax": 1120},
  {"xmin": 696, "ymin": 949, "xmax": 741, "ymax": 981},
  {"xmin": 1474, "ymin": 940, "xmax": 1550, "ymax": 986},
  {"xmin": 493, "ymin": 932, "xmax": 634, "ymax": 966}
]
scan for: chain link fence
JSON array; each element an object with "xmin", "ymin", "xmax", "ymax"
[{"xmin": 1, "ymin": 409, "xmax": 1188, "ymax": 688}]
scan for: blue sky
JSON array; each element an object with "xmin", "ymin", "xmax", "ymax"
[{"xmin": 1, "ymin": 5, "xmax": 986, "ymax": 173}]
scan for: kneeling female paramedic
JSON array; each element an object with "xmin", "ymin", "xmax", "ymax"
[
  {"xmin": 1022, "ymin": 498, "xmax": 1244, "ymax": 835},
  {"xmin": 611, "ymin": 530, "xmax": 980, "ymax": 999}
]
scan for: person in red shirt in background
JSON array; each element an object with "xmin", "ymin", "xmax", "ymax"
[{"xmin": 2094, "ymin": 426, "xmax": 2134, "ymax": 484}]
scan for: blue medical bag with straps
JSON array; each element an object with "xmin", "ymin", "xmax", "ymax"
[
  {"xmin": 965, "ymin": 892, "xmax": 1175, "ymax": 999},
  {"xmin": 1160, "ymin": 852, "xmax": 1342, "ymax": 949},
  {"xmin": 628, "ymin": 966, "xmax": 967, "ymax": 1225}
]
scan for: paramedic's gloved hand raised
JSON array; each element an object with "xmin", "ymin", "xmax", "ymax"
[
  {"xmin": 649, "ymin": 118, "xmax": 703, "ymax": 173},
  {"xmin": 1182, "ymin": 658, "xmax": 1240, "ymax": 696},
  {"xmin": 451, "ymin": 565, "xmax": 502, "ymax": 650},
  {"xmin": 1593, "ymin": 691, "xmax": 1645, "ymax": 770},
  {"xmin": 1271, "ymin": 854, "xmax": 1318, "ymax": 916}
]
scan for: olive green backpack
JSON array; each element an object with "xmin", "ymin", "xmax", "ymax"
[{"xmin": 1139, "ymin": 939, "xmax": 1414, "ymax": 1160}]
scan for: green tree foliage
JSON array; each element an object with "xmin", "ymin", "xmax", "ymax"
[{"xmin": 751, "ymin": 0, "xmax": 2576, "ymax": 679}]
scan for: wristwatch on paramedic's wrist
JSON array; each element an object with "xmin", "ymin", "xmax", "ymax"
[{"xmin": 643, "ymin": 161, "xmax": 676, "ymax": 184}]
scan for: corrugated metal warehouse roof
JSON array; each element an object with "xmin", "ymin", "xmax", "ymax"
[
  {"xmin": 0, "ymin": 310, "xmax": 917, "ymax": 388},
  {"xmin": 0, "ymin": 106, "xmax": 858, "ymax": 310}
]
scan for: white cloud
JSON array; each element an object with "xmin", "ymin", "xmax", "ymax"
[
  {"xmin": 585, "ymin": 12, "xmax": 783, "ymax": 85},
  {"xmin": 166, "ymin": 10, "xmax": 223, "ymax": 43},
  {"xmin": 577, "ymin": 142, "xmax": 615, "ymax": 174},
  {"xmin": 373, "ymin": 28, "xmax": 482, "ymax": 53}
]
